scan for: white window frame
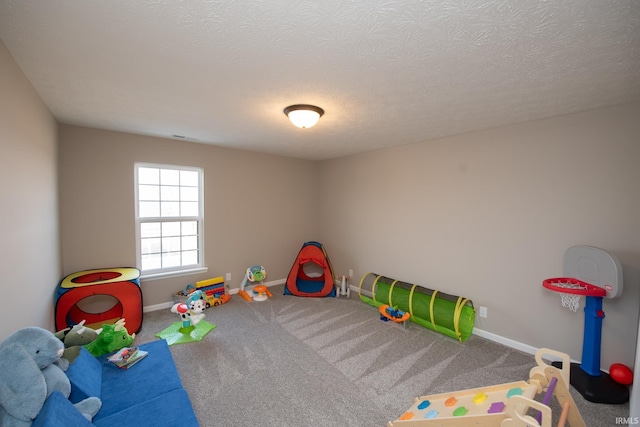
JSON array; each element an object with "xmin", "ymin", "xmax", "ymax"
[{"xmin": 134, "ymin": 163, "xmax": 206, "ymax": 280}]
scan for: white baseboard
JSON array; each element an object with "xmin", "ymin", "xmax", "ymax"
[
  {"xmin": 143, "ymin": 278, "xmax": 286, "ymax": 312},
  {"xmin": 471, "ymin": 327, "xmax": 539, "ymax": 356},
  {"xmin": 143, "ymin": 301, "xmax": 174, "ymax": 312},
  {"xmin": 354, "ymin": 285, "xmax": 546, "ymax": 358},
  {"xmin": 226, "ymin": 278, "xmax": 286, "ymax": 295}
]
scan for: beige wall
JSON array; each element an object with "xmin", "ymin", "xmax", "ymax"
[
  {"xmin": 2, "ymin": 37, "xmax": 639, "ymax": 372},
  {"xmin": 318, "ymin": 104, "xmax": 640, "ymax": 368},
  {"xmin": 58, "ymin": 125, "xmax": 319, "ymax": 307},
  {"xmin": 0, "ymin": 40, "xmax": 59, "ymax": 340}
]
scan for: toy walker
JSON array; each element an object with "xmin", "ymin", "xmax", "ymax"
[
  {"xmin": 238, "ymin": 265, "xmax": 271, "ymax": 302},
  {"xmin": 543, "ymin": 245, "xmax": 629, "ymax": 404},
  {"xmin": 390, "ymin": 348, "xmax": 585, "ymax": 427}
]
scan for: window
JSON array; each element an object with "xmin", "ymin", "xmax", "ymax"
[{"xmin": 135, "ymin": 163, "xmax": 204, "ymax": 277}]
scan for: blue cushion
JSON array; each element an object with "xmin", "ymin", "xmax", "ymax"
[
  {"xmin": 40, "ymin": 339, "xmax": 197, "ymax": 426},
  {"xmin": 33, "ymin": 391, "xmax": 93, "ymax": 427},
  {"xmin": 66, "ymin": 347, "xmax": 102, "ymax": 403},
  {"xmin": 94, "ymin": 388, "xmax": 199, "ymax": 427},
  {"xmin": 93, "ymin": 339, "xmax": 184, "ymax": 421}
]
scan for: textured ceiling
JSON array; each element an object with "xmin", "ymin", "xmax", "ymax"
[{"xmin": 1, "ymin": 0, "xmax": 638, "ymax": 160}]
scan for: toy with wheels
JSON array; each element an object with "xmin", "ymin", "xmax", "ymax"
[
  {"xmin": 543, "ymin": 245, "xmax": 629, "ymax": 404},
  {"xmin": 238, "ymin": 265, "xmax": 271, "ymax": 302},
  {"xmin": 358, "ymin": 273, "xmax": 474, "ymax": 342},
  {"xmin": 379, "ymin": 304, "xmax": 410, "ymax": 329},
  {"xmin": 172, "ymin": 277, "xmax": 231, "ymax": 308},
  {"xmin": 196, "ymin": 277, "xmax": 231, "ymax": 306}
]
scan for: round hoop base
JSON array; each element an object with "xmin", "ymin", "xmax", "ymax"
[{"xmin": 551, "ymin": 362, "xmax": 629, "ymax": 404}]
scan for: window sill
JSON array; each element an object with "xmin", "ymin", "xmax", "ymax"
[{"xmin": 140, "ymin": 267, "xmax": 208, "ymax": 282}]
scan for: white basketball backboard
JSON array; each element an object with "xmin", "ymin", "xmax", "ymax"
[{"xmin": 563, "ymin": 245, "xmax": 623, "ymax": 299}]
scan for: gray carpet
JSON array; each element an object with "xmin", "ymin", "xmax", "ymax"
[{"xmin": 134, "ymin": 285, "xmax": 629, "ymax": 426}]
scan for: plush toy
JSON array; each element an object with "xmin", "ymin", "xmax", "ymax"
[
  {"xmin": 84, "ymin": 319, "xmax": 135, "ymax": 357},
  {"xmin": 0, "ymin": 327, "xmax": 101, "ymax": 426},
  {"xmin": 54, "ymin": 320, "xmax": 98, "ymax": 370}
]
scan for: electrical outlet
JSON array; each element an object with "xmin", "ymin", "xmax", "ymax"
[
  {"xmin": 479, "ymin": 306, "xmax": 488, "ymax": 318},
  {"xmin": 225, "ymin": 272, "xmax": 231, "ymax": 282},
  {"xmin": 349, "ymin": 269, "xmax": 353, "ymax": 278}
]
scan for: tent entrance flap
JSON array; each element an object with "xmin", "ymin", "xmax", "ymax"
[{"xmin": 285, "ymin": 241, "xmax": 336, "ymax": 298}]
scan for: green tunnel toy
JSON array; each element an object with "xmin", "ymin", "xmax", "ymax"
[{"xmin": 358, "ymin": 272, "xmax": 475, "ymax": 342}]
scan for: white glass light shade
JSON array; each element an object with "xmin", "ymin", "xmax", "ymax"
[
  {"xmin": 288, "ymin": 109, "xmax": 320, "ymax": 128},
  {"xmin": 284, "ymin": 105, "xmax": 324, "ymax": 129}
]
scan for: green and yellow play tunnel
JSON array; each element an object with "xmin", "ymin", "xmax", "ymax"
[{"xmin": 358, "ymin": 272, "xmax": 475, "ymax": 342}]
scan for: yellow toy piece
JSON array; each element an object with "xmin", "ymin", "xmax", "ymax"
[
  {"xmin": 60, "ymin": 267, "xmax": 140, "ymax": 288},
  {"xmin": 194, "ymin": 276, "xmax": 231, "ymax": 306}
]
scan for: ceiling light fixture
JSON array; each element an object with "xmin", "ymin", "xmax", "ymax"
[{"xmin": 283, "ymin": 104, "xmax": 324, "ymax": 129}]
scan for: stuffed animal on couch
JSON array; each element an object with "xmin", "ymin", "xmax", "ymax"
[
  {"xmin": 84, "ymin": 318, "xmax": 135, "ymax": 357},
  {"xmin": 54, "ymin": 320, "xmax": 99, "ymax": 370},
  {"xmin": 0, "ymin": 327, "xmax": 101, "ymax": 427},
  {"xmin": 54, "ymin": 320, "xmax": 98, "ymax": 363}
]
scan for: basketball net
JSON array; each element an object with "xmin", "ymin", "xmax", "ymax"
[{"xmin": 554, "ymin": 280, "xmax": 584, "ymax": 312}]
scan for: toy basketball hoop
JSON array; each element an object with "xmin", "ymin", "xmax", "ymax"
[
  {"xmin": 543, "ymin": 277, "xmax": 606, "ymax": 312},
  {"xmin": 541, "ymin": 246, "xmax": 628, "ymax": 405}
]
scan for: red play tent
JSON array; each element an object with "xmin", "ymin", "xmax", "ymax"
[{"xmin": 284, "ymin": 241, "xmax": 336, "ymax": 297}]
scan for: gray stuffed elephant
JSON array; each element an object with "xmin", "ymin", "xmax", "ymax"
[{"xmin": 0, "ymin": 327, "xmax": 101, "ymax": 426}]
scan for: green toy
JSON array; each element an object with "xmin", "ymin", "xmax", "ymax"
[
  {"xmin": 359, "ymin": 272, "xmax": 475, "ymax": 342},
  {"xmin": 156, "ymin": 319, "xmax": 216, "ymax": 346},
  {"xmin": 0, "ymin": 327, "xmax": 101, "ymax": 426},
  {"xmin": 54, "ymin": 320, "xmax": 98, "ymax": 369},
  {"xmin": 85, "ymin": 319, "xmax": 135, "ymax": 357}
]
